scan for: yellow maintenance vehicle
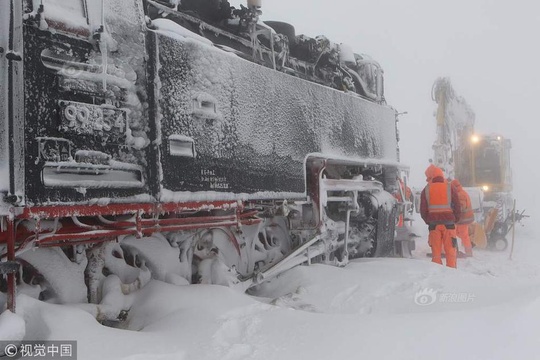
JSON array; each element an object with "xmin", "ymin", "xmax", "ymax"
[{"xmin": 430, "ymin": 78, "xmax": 526, "ymax": 250}]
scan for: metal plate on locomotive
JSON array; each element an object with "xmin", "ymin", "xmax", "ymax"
[{"xmin": 58, "ymin": 100, "xmax": 127, "ymax": 141}]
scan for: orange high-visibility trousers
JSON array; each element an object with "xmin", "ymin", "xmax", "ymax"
[
  {"xmin": 456, "ymin": 224, "xmax": 473, "ymax": 256},
  {"xmin": 428, "ymin": 224, "xmax": 457, "ymax": 268}
]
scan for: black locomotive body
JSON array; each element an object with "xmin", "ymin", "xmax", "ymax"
[{"xmin": 0, "ymin": 0, "xmax": 410, "ymax": 316}]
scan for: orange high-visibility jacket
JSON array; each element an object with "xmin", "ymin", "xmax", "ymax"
[
  {"xmin": 420, "ymin": 177, "xmax": 461, "ymax": 225},
  {"xmin": 427, "ymin": 182, "xmax": 452, "ymax": 213},
  {"xmin": 451, "ymin": 180, "xmax": 475, "ymax": 224}
]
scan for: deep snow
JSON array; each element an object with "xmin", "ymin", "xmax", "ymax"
[{"xmin": 1, "ymin": 216, "xmax": 538, "ymax": 360}]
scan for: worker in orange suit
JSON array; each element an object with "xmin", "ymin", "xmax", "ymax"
[
  {"xmin": 451, "ymin": 179, "xmax": 474, "ymax": 257},
  {"xmin": 420, "ymin": 166, "xmax": 461, "ymax": 268},
  {"xmin": 424, "ymin": 164, "xmax": 445, "ymax": 256}
]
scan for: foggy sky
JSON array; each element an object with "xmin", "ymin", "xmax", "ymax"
[{"xmin": 231, "ymin": 0, "xmax": 539, "ymax": 218}]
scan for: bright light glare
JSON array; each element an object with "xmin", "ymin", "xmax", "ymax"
[
  {"xmin": 482, "ymin": 185, "xmax": 490, "ymax": 191},
  {"xmin": 471, "ymin": 135, "xmax": 480, "ymax": 143}
]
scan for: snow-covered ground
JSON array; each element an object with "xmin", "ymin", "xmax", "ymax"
[{"xmin": 1, "ymin": 218, "xmax": 539, "ymax": 360}]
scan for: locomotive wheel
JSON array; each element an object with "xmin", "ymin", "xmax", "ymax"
[
  {"xmin": 16, "ymin": 260, "xmax": 56, "ymax": 302},
  {"xmin": 192, "ymin": 220, "xmax": 292, "ymax": 286},
  {"xmin": 372, "ymin": 204, "xmax": 397, "ymax": 257},
  {"xmin": 256, "ymin": 218, "xmax": 292, "ymax": 267},
  {"xmin": 119, "ymin": 234, "xmax": 186, "ymax": 284},
  {"xmin": 192, "ymin": 228, "xmax": 243, "ymax": 286},
  {"xmin": 345, "ymin": 195, "xmax": 397, "ymax": 258},
  {"xmin": 324, "ymin": 192, "xmax": 378, "ymax": 259},
  {"xmin": 0, "ymin": 259, "xmax": 56, "ymax": 305},
  {"xmin": 347, "ymin": 216, "xmax": 378, "ymax": 258},
  {"xmin": 15, "ymin": 247, "xmax": 87, "ymax": 304}
]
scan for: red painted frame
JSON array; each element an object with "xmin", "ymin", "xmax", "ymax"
[{"xmin": 0, "ymin": 200, "xmax": 263, "ymax": 312}]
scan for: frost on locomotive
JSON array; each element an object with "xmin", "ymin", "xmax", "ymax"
[{"xmin": 0, "ymin": 0, "xmax": 409, "ymax": 318}]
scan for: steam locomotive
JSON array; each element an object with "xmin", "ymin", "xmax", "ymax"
[{"xmin": 0, "ymin": 0, "xmax": 410, "ymax": 319}]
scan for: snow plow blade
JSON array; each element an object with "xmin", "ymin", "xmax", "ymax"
[{"xmin": 471, "ymin": 222, "xmax": 487, "ymax": 249}]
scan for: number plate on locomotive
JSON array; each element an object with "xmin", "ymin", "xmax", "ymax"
[{"xmin": 58, "ymin": 100, "xmax": 126, "ymax": 137}]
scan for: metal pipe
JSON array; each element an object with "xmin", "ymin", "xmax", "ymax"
[
  {"xmin": 89, "ymin": 214, "xmax": 248, "ymax": 229},
  {"xmin": 97, "ymin": 215, "xmax": 117, "ymax": 225},
  {"xmin": 7, "ymin": 0, "xmax": 15, "ymax": 198},
  {"xmin": 72, "ymin": 216, "xmax": 98, "ymax": 230},
  {"xmin": 7, "ymin": 216, "xmax": 16, "ymax": 312},
  {"xmin": 343, "ymin": 209, "xmax": 351, "ymax": 262},
  {"xmin": 20, "ymin": 200, "xmax": 239, "ymax": 219},
  {"xmin": 33, "ymin": 216, "xmax": 262, "ymax": 246},
  {"xmin": 39, "ymin": 237, "xmax": 112, "ymax": 248}
]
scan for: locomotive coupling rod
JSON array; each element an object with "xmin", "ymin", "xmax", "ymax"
[{"xmin": 251, "ymin": 234, "xmax": 324, "ymax": 285}]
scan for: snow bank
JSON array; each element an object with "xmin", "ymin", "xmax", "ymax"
[
  {"xmin": 7, "ymin": 219, "xmax": 540, "ymax": 360},
  {"xmin": 17, "ymin": 247, "xmax": 88, "ymax": 304},
  {"xmin": 0, "ymin": 310, "xmax": 25, "ymax": 342}
]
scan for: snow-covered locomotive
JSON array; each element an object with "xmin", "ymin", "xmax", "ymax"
[{"xmin": 0, "ymin": 0, "xmax": 409, "ymax": 319}]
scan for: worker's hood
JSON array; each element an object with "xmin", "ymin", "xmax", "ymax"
[
  {"xmin": 451, "ymin": 179, "xmax": 462, "ymax": 190},
  {"xmin": 425, "ymin": 164, "xmax": 438, "ymax": 180}
]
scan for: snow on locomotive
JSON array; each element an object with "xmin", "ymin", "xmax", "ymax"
[{"xmin": 0, "ymin": 0, "xmax": 410, "ymax": 319}]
